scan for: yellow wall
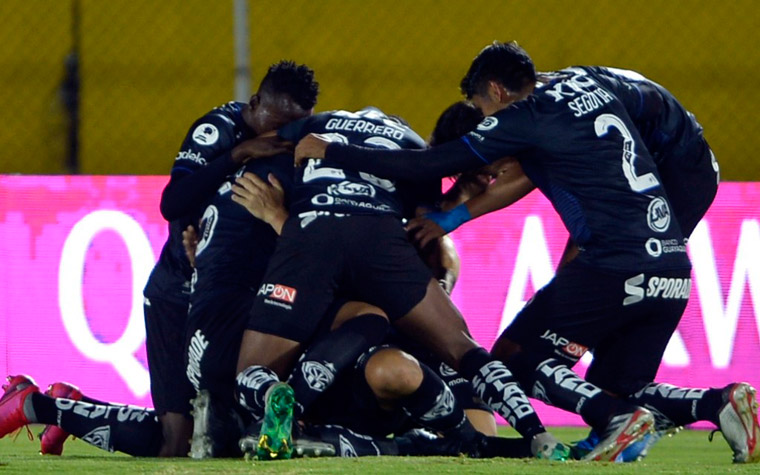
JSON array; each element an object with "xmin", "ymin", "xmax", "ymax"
[{"xmin": 1, "ymin": 0, "xmax": 757, "ymax": 179}]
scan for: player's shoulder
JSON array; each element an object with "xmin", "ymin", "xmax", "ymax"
[{"xmin": 188, "ymin": 101, "xmax": 246, "ymax": 143}]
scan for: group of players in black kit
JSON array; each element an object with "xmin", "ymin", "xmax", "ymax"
[{"xmin": 2, "ymin": 41, "xmax": 758, "ymax": 464}]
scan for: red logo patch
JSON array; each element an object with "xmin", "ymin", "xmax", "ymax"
[
  {"xmin": 269, "ymin": 284, "xmax": 297, "ymax": 304},
  {"xmin": 563, "ymin": 342, "xmax": 588, "ymax": 358}
]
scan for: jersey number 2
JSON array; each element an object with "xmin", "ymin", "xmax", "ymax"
[{"xmin": 594, "ymin": 113, "xmax": 659, "ymax": 193}]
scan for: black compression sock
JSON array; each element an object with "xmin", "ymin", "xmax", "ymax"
[
  {"xmin": 235, "ymin": 365, "xmax": 279, "ymax": 421},
  {"xmin": 460, "ymin": 348, "xmax": 545, "ymax": 439},
  {"xmin": 530, "ymin": 358, "xmax": 631, "ymax": 431},
  {"xmin": 397, "ymin": 362, "xmax": 470, "ymax": 436},
  {"xmin": 628, "ymin": 382, "xmax": 724, "ymax": 429},
  {"xmin": 29, "ymin": 393, "xmax": 162, "ymax": 456},
  {"xmin": 288, "ymin": 313, "xmax": 388, "ymax": 416}
]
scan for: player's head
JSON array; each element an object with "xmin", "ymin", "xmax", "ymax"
[
  {"xmin": 247, "ymin": 60, "xmax": 319, "ymax": 134},
  {"xmin": 429, "ymin": 101, "xmax": 484, "ymax": 147},
  {"xmin": 460, "ymin": 41, "xmax": 536, "ymax": 116}
]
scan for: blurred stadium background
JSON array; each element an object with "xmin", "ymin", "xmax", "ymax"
[{"xmin": 0, "ymin": 0, "xmax": 757, "ymax": 178}]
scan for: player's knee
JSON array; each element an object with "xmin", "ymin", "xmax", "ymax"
[
  {"xmin": 364, "ymin": 348, "xmax": 423, "ymax": 400},
  {"xmin": 157, "ymin": 412, "xmax": 192, "ymax": 457}
]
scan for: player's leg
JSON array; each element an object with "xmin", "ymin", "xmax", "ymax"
[
  {"xmin": 588, "ymin": 296, "xmax": 759, "ymax": 463},
  {"xmin": 144, "ymin": 296, "xmax": 194, "ymax": 456},
  {"xmin": 491, "ymin": 262, "xmax": 658, "ymax": 461},
  {"xmin": 350, "ymin": 216, "xmax": 566, "ymax": 459},
  {"xmin": 185, "ymin": 289, "xmax": 255, "ymax": 458},
  {"xmin": 286, "ymin": 301, "xmax": 389, "ymax": 418},
  {"xmin": 235, "ymin": 216, "xmax": 349, "ymax": 459},
  {"xmin": 0, "ymin": 375, "xmax": 163, "ymax": 456}
]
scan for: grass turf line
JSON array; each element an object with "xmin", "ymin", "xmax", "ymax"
[{"xmin": 0, "ymin": 426, "xmax": 754, "ymax": 474}]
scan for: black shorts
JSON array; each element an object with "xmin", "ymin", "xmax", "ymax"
[
  {"xmin": 248, "ymin": 214, "xmax": 431, "ymax": 343},
  {"xmin": 658, "ymin": 139, "xmax": 719, "ymax": 237},
  {"xmin": 143, "ymin": 296, "xmax": 195, "ymax": 415},
  {"xmin": 501, "ymin": 260, "xmax": 690, "ymax": 396},
  {"xmin": 185, "ymin": 287, "xmax": 254, "ymax": 397}
]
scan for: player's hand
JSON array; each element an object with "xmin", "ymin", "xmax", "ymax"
[
  {"xmin": 231, "ymin": 172, "xmax": 289, "ymax": 235},
  {"xmin": 294, "ymin": 133, "xmax": 331, "ymax": 166},
  {"xmin": 231, "ymin": 133, "xmax": 294, "ymax": 164},
  {"xmin": 406, "ymin": 216, "xmax": 447, "ymax": 248},
  {"xmin": 181, "ymin": 225, "xmax": 199, "ymax": 267}
]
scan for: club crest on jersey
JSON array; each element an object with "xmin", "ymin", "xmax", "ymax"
[
  {"xmin": 192, "ymin": 123, "xmax": 219, "ymax": 145},
  {"xmin": 258, "ymin": 283, "xmax": 297, "ymax": 304},
  {"xmin": 647, "ymin": 197, "xmax": 671, "ymax": 232},
  {"xmin": 477, "ymin": 116, "xmax": 498, "ymax": 131}
]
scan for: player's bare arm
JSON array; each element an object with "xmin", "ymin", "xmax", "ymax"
[
  {"xmin": 181, "ymin": 225, "xmax": 199, "ymax": 267},
  {"xmin": 294, "ymin": 133, "xmax": 330, "ymax": 166},
  {"xmin": 407, "ymin": 157, "xmax": 535, "ymax": 247}
]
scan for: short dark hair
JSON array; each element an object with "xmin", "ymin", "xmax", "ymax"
[
  {"xmin": 260, "ymin": 60, "xmax": 319, "ymax": 110},
  {"xmin": 460, "ymin": 41, "xmax": 536, "ymax": 99},
  {"xmin": 429, "ymin": 101, "xmax": 484, "ymax": 146}
]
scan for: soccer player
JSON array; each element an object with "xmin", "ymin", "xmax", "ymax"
[
  {"xmin": 0, "ymin": 61, "xmax": 320, "ymax": 457},
  {"xmin": 234, "ymin": 106, "xmax": 570, "ymax": 461},
  {"xmin": 294, "ymin": 42, "xmax": 759, "ymax": 463}
]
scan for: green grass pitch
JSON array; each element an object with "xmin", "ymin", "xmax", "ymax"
[{"xmin": 0, "ymin": 426, "xmax": 755, "ymax": 474}]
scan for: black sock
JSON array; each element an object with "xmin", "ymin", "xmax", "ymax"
[
  {"xmin": 287, "ymin": 314, "xmax": 388, "ymax": 417},
  {"xmin": 529, "ymin": 357, "xmax": 631, "ymax": 431},
  {"xmin": 303, "ymin": 424, "xmax": 398, "ymax": 456},
  {"xmin": 397, "ymin": 362, "xmax": 471, "ymax": 437},
  {"xmin": 627, "ymin": 382, "xmax": 724, "ymax": 430},
  {"xmin": 29, "ymin": 393, "xmax": 162, "ymax": 456},
  {"xmin": 235, "ymin": 365, "xmax": 279, "ymax": 420},
  {"xmin": 459, "ymin": 348, "xmax": 545, "ymax": 438}
]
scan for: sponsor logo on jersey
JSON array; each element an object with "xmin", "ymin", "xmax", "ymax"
[
  {"xmin": 327, "ymin": 181, "xmax": 376, "ymax": 198},
  {"xmin": 539, "ymin": 330, "xmax": 589, "ymax": 359},
  {"xmin": 175, "ymin": 149, "xmax": 207, "ymax": 165},
  {"xmin": 476, "ymin": 116, "xmax": 498, "ymax": 131},
  {"xmin": 192, "ymin": 123, "xmax": 219, "ymax": 145},
  {"xmin": 624, "ymin": 273, "xmax": 691, "ymax": 305},
  {"xmin": 647, "ymin": 197, "xmax": 671, "ymax": 232},
  {"xmin": 258, "ymin": 283, "xmax": 297, "ymax": 304},
  {"xmin": 645, "ymin": 237, "xmax": 686, "ymax": 258}
]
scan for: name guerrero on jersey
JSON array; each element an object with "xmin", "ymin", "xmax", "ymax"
[{"xmin": 280, "ymin": 107, "xmax": 427, "ymax": 218}]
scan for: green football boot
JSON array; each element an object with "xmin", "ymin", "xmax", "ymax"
[{"xmin": 256, "ymin": 382, "xmax": 295, "ymax": 460}]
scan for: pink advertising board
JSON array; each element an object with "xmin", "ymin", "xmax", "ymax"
[{"xmin": 1, "ymin": 176, "xmax": 758, "ymax": 427}]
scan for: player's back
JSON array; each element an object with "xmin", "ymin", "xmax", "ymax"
[
  {"xmin": 280, "ymin": 107, "xmax": 431, "ymax": 219},
  {"xmin": 465, "ymin": 67, "xmax": 690, "ymax": 272},
  {"xmin": 192, "ymin": 154, "xmax": 293, "ymax": 295},
  {"xmin": 584, "ymin": 67, "xmax": 707, "ymax": 166}
]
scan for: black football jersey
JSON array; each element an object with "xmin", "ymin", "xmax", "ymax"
[
  {"xmin": 463, "ymin": 67, "xmax": 691, "ymax": 272},
  {"xmin": 191, "ymin": 154, "xmax": 293, "ymax": 296},
  {"xmin": 144, "ymin": 102, "xmax": 254, "ymax": 303},
  {"xmin": 280, "ymin": 107, "xmax": 432, "ymax": 219}
]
